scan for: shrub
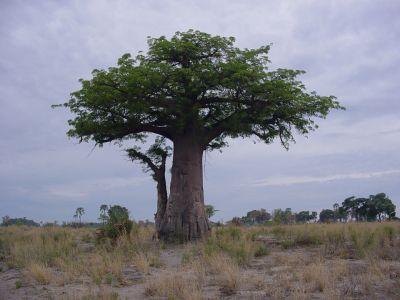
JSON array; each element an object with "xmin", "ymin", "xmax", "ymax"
[
  {"xmin": 26, "ymin": 262, "xmax": 52, "ymax": 284},
  {"xmin": 254, "ymin": 243, "xmax": 270, "ymax": 257},
  {"xmin": 97, "ymin": 205, "xmax": 134, "ymax": 242},
  {"xmin": 15, "ymin": 280, "xmax": 22, "ymax": 289}
]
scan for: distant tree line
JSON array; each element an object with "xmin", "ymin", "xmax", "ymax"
[
  {"xmin": 1, "ymin": 216, "xmax": 39, "ymax": 227},
  {"xmin": 230, "ymin": 208, "xmax": 318, "ymax": 225},
  {"xmin": 321, "ymin": 193, "xmax": 396, "ymax": 223},
  {"xmin": 229, "ymin": 193, "xmax": 396, "ymax": 225},
  {"xmin": 0, "ymin": 204, "xmax": 153, "ymax": 228},
  {"xmin": 2, "ymin": 193, "xmax": 396, "ymax": 228}
]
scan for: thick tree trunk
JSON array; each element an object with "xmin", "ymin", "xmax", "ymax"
[
  {"xmin": 154, "ymin": 168, "xmax": 168, "ymax": 238},
  {"xmin": 159, "ymin": 137, "xmax": 210, "ymax": 242}
]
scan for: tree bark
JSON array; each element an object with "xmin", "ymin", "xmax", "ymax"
[
  {"xmin": 158, "ymin": 137, "xmax": 210, "ymax": 242},
  {"xmin": 154, "ymin": 168, "xmax": 168, "ymax": 238}
]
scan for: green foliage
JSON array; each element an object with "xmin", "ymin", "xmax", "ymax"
[
  {"xmin": 98, "ymin": 204, "xmax": 108, "ymax": 224},
  {"xmin": 74, "ymin": 207, "xmax": 85, "ymax": 224},
  {"xmin": 97, "ymin": 205, "xmax": 135, "ymax": 242},
  {"xmin": 340, "ymin": 193, "xmax": 396, "ymax": 222},
  {"xmin": 244, "ymin": 209, "xmax": 271, "ymax": 225},
  {"xmin": 56, "ymin": 30, "xmax": 342, "ymax": 152},
  {"xmin": 126, "ymin": 136, "xmax": 171, "ymax": 179},
  {"xmin": 205, "ymin": 204, "xmax": 219, "ymax": 219},
  {"xmin": 105, "ymin": 273, "xmax": 113, "ymax": 285},
  {"xmin": 319, "ymin": 209, "xmax": 335, "ymax": 223},
  {"xmin": 295, "ymin": 211, "xmax": 317, "ymax": 223},
  {"xmin": 15, "ymin": 280, "xmax": 22, "ymax": 289},
  {"xmin": 254, "ymin": 243, "xmax": 270, "ymax": 257},
  {"xmin": 1, "ymin": 216, "xmax": 39, "ymax": 227},
  {"xmin": 229, "ymin": 208, "xmax": 271, "ymax": 225},
  {"xmin": 273, "ymin": 208, "xmax": 294, "ymax": 224}
]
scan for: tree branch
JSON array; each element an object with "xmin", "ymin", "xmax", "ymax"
[
  {"xmin": 96, "ymin": 123, "xmax": 173, "ymax": 144},
  {"xmin": 127, "ymin": 148, "xmax": 158, "ymax": 174}
]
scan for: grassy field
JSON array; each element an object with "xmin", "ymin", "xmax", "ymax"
[{"xmin": 1, "ymin": 222, "xmax": 400, "ymax": 299}]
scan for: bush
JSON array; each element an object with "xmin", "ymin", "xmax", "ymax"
[
  {"xmin": 97, "ymin": 205, "xmax": 134, "ymax": 242},
  {"xmin": 254, "ymin": 243, "xmax": 269, "ymax": 257}
]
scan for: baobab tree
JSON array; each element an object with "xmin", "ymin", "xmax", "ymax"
[{"xmin": 57, "ymin": 30, "xmax": 343, "ymax": 241}]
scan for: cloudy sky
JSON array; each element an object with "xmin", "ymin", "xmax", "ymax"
[{"xmin": 1, "ymin": 0, "xmax": 399, "ymax": 223}]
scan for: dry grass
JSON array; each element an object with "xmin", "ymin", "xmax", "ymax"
[
  {"xmin": 132, "ymin": 252, "xmax": 150, "ymax": 274},
  {"xmin": 25, "ymin": 262, "xmax": 52, "ymax": 284},
  {"xmin": 144, "ymin": 270, "xmax": 203, "ymax": 300},
  {"xmin": 265, "ymin": 221, "xmax": 400, "ymax": 259},
  {"xmin": 244, "ymin": 272, "xmax": 266, "ymax": 291},
  {"xmin": 206, "ymin": 252, "xmax": 240, "ymax": 293},
  {"xmin": 202, "ymin": 226, "xmax": 270, "ymax": 266},
  {"xmin": 61, "ymin": 286, "xmax": 119, "ymax": 300},
  {"xmin": 0, "ymin": 224, "xmax": 161, "ymax": 286},
  {"xmin": 1, "ymin": 221, "xmax": 400, "ymax": 299}
]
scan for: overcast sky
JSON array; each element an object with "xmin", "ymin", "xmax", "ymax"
[{"xmin": 1, "ymin": 0, "xmax": 399, "ymax": 223}]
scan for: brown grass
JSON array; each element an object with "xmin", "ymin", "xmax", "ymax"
[
  {"xmin": 61, "ymin": 286, "xmax": 119, "ymax": 300},
  {"xmin": 144, "ymin": 270, "xmax": 203, "ymax": 300},
  {"xmin": 25, "ymin": 262, "xmax": 52, "ymax": 284},
  {"xmin": 1, "ymin": 221, "xmax": 400, "ymax": 299},
  {"xmin": 132, "ymin": 252, "xmax": 150, "ymax": 274},
  {"xmin": 0, "ymin": 224, "xmax": 161, "ymax": 286},
  {"xmin": 206, "ymin": 252, "xmax": 240, "ymax": 293}
]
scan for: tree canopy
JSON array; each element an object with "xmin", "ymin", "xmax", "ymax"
[
  {"xmin": 59, "ymin": 30, "xmax": 343, "ymax": 151},
  {"xmin": 340, "ymin": 193, "xmax": 396, "ymax": 222}
]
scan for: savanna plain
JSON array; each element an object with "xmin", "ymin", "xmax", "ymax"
[{"xmin": 1, "ymin": 222, "xmax": 400, "ymax": 299}]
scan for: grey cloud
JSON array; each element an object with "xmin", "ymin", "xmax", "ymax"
[
  {"xmin": 251, "ymin": 170, "xmax": 400, "ymax": 187},
  {"xmin": 46, "ymin": 176, "xmax": 149, "ymax": 198},
  {"xmin": 1, "ymin": 0, "xmax": 399, "ymax": 222}
]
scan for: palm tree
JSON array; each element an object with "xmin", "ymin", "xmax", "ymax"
[
  {"xmin": 75, "ymin": 207, "xmax": 85, "ymax": 224},
  {"xmin": 99, "ymin": 204, "xmax": 108, "ymax": 224}
]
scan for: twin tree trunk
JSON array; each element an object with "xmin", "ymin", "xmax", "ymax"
[
  {"xmin": 156, "ymin": 137, "xmax": 211, "ymax": 242},
  {"xmin": 154, "ymin": 168, "xmax": 168, "ymax": 236}
]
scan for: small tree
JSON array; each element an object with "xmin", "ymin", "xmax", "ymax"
[
  {"xmin": 273, "ymin": 208, "xmax": 293, "ymax": 224},
  {"xmin": 272, "ymin": 209, "xmax": 283, "ymax": 224},
  {"xmin": 369, "ymin": 193, "xmax": 396, "ymax": 221},
  {"xmin": 310, "ymin": 211, "xmax": 318, "ymax": 223},
  {"xmin": 2, "ymin": 216, "xmax": 10, "ymax": 226},
  {"xmin": 319, "ymin": 209, "xmax": 335, "ymax": 223},
  {"xmin": 205, "ymin": 204, "xmax": 219, "ymax": 219},
  {"xmin": 333, "ymin": 203, "xmax": 339, "ymax": 222},
  {"xmin": 126, "ymin": 136, "xmax": 171, "ymax": 237},
  {"xmin": 242, "ymin": 208, "xmax": 271, "ymax": 224},
  {"xmin": 295, "ymin": 211, "xmax": 314, "ymax": 224},
  {"xmin": 74, "ymin": 207, "xmax": 85, "ymax": 224}
]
